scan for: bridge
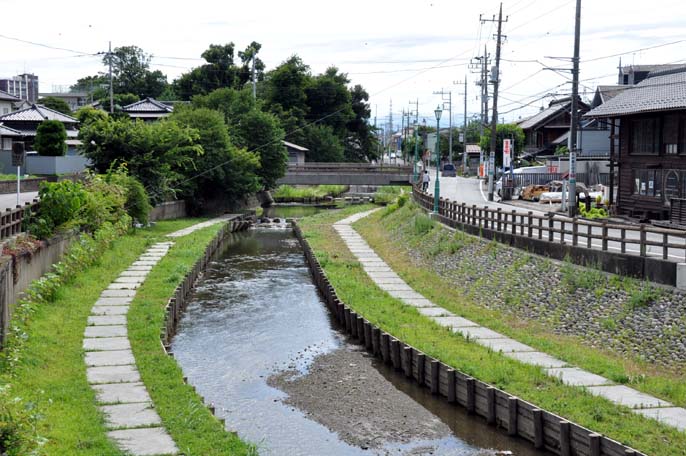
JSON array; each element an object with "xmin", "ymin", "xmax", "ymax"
[{"xmin": 277, "ymin": 163, "xmax": 412, "ymax": 186}]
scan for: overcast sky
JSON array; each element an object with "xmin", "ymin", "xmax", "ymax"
[{"xmin": 1, "ymin": 0, "xmax": 685, "ymax": 129}]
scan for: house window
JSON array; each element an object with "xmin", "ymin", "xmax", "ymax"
[
  {"xmin": 630, "ymin": 117, "xmax": 659, "ymax": 155},
  {"xmin": 663, "ymin": 114, "xmax": 679, "ymax": 154},
  {"xmin": 633, "ymin": 169, "xmax": 662, "ymax": 198},
  {"xmin": 1, "ymin": 138, "xmax": 11, "ymax": 150}
]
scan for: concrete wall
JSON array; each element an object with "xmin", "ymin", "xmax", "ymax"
[
  {"xmin": 0, "ymin": 177, "xmax": 45, "ymax": 195},
  {"xmin": 0, "ymin": 233, "xmax": 73, "ymax": 345},
  {"xmin": 150, "ymin": 201, "xmax": 187, "ymax": 221},
  {"xmin": 0, "ymin": 151, "xmax": 90, "ymax": 175}
]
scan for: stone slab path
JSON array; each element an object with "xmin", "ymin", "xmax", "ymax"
[
  {"xmin": 333, "ymin": 209, "xmax": 686, "ymax": 433},
  {"xmin": 83, "ymin": 216, "xmax": 238, "ymax": 455}
]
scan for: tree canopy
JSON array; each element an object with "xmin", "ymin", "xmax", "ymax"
[
  {"xmin": 39, "ymin": 97, "xmax": 72, "ymax": 115},
  {"xmin": 479, "ymin": 123, "xmax": 526, "ymax": 167},
  {"xmin": 35, "ymin": 120, "xmax": 67, "ymax": 156}
]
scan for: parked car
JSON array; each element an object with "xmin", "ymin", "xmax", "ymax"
[{"xmin": 441, "ymin": 163, "xmax": 457, "ymax": 177}]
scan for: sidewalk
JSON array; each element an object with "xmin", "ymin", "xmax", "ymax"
[
  {"xmin": 82, "ymin": 216, "xmax": 233, "ymax": 455},
  {"xmin": 333, "ymin": 209, "xmax": 686, "ymax": 433}
]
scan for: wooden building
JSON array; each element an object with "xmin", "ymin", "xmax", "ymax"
[
  {"xmin": 122, "ymin": 98, "xmax": 173, "ymax": 121},
  {"xmin": 518, "ymin": 97, "xmax": 589, "ymax": 158},
  {"xmin": 585, "ymin": 66, "xmax": 686, "ymax": 220}
]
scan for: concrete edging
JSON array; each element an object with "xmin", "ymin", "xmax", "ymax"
[{"xmin": 292, "ymin": 221, "xmax": 646, "ymax": 456}]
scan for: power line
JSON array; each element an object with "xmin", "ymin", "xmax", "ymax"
[{"xmin": 0, "ymin": 33, "xmax": 97, "ymax": 56}]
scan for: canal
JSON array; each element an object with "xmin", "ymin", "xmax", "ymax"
[{"xmin": 171, "ymin": 227, "xmax": 545, "ymax": 455}]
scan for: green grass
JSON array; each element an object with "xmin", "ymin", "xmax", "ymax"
[
  {"xmin": 129, "ymin": 224, "xmax": 257, "ymax": 456},
  {"xmin": 1, "ymin": 218, "xmax": 256, "ymax": 455},
  {"xmin": 272, "ymin": 185, "xmax": 348, "ymax": 199},
  {"xmin": 0, "ymin": 174, "xmax": 39, "ymax": 181},
  {"xmin": 0, "ymin": 219, "xmax": 204, "ymax": 455},
  {"xmin": 299, "ymin": 204, "xmax": 686, "ymax": 456}
]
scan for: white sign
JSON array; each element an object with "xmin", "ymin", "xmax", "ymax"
[{"xmin": 503, "ymin": 139, "xmax": 512, "ymax": 169}]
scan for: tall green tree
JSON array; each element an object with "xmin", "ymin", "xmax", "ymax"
[
  {"xmin": 174, "ymin": 44, "xmax": 240, "ymax": 100},
  {"xmin": 233, "ymin": 109, "xmax": 286, "ymax": 189},
  {"xmin": 237, "ymin": 41, "xmax": 265, "ymax": 89},
  {"xmin": 345, "ymin": 84, "xmax": 377, "ymax": 162},
  {"xmin": 479, "ymin": 123, "xmax": 525, "ymax": 167},
  {"xmin": 305, "ymin": 67, "xmax": 353, "ymax": 136},
  {"xmin": 35, "ymin": 120, "xmax": 67, "ymax": 156},
  {"xmin": 170, "ymin": 106, "xmax": 261, "ymax": 200},
  {"xmin": 264, "ymin": 55, "xmax": 311, "ymax": 119},
  {"xmin": 302, "ymin": 124, "xmax": 345, "ymax": 162},
  {"xmin": 39, "ymin": 96, "xmax": 72, "ymax": 115},
  {"xmin": 104, "ymin": 45, "xmax": 168, "ymax": 98}
]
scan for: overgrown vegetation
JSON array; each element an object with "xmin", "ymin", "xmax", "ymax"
[
  {"xmin": 297, "ymin": 204, "xmax": 686, "ymax": 455},
  {"xmin": 373, "ymin": 185, "xmax": 410, "ymax": 205},
  {"xmin": 578, "ymin": 203, "xmax": 608, "ymax": 219},
  {"xmin": 272, "ymin": 184, "xmax": 348, "ymax": 200},
  {"xmin": 26, "ymin": 168, "xmax": 150, "ymax": 239}
]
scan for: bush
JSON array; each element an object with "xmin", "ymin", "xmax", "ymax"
[
  {"xmin": 34, "ymin": 120, "xmax": 67, "ymax": 157},
  {"xmin": 413, "ymin": 214, "xmax": 435, "ymax": 235},
  {"xmin": 0, "ymin": 384, "xmax": 44, "ymax": 456},
  {"xmin": 578, "ymin": 203, "xmax": 607, "ymax": 219},
  {"xmin": 106, "ymin": 167, "xmax": 152, "ymax": 225},
  {"xmin": 28, "ymin": 180, "xmax": 88, "ymax": 239}
]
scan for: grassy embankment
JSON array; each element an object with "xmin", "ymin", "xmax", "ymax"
[
  {"xmin": 299, "ymin": 203, "xmax": 686, "ymax": 456},
  {"xmin": 272, "ymin": 184, "xmax": 348, "ymax": 199},
  {"xmin": 1, "ymin": 219, "xmax": 254, "ymax": 455}
]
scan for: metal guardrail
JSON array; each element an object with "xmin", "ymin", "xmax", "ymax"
[
  {"xmin": 0, "ymin": 200, "xmax": 38, "ymax": 241},
  {"xmin": 413, "ymin": 186, "xmax": 686, "ymax": 261}
]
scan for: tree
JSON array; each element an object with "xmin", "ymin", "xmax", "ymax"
[
  {"xmin": 170, "ymin": 106, "xmax": 261, "ymax": 202},
  {"xmin": 105, "ymin": 45, "xmax": 168, "ymax": 98},
  {"xmin": 174, "ymin": 44, "xmax": 240, "ymax": 100},
  {"xmin": 39, "ymin": 96, "xmax": 72, "ymax": 115},
  {"xmin": 264, "ymin": 55, "xmax": 311, "ymax": 117},
  {"xmin": 191, "ymin": 87, "xmax": 255, "ymax": 130},
  {"xmin": 479, "ymin": 123, "xmax": 525, "ymax": 167},
  {"xmin": 79, "ymin": 117, "xmax": 202, "ymax": 203},
  {"xmin": 237, "ymin": 41, "xmax": 265, "ymax": 89},
  {"xmin": 345, "ymin": 84, "xmax": 377, "ymax": 161},
  {"xmin": 34, "ymin": 120, "xmax": 67, "ymax": 156},
  {"xmin": 305, "ymin": 67, "xmax": 353, "ymax": 136},
  {"xmin": 302, "ymin": 124, "xmax": 345, "ymax": 162},
  {"xmin": 74, "ymin": 106, "xmax": 109, "ymax": 126},
  {"xmin": 233, "ymin": 109, "xmax": 286, "ymax": 189}
]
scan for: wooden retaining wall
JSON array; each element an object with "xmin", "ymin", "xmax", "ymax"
[{"xmin": 292, "ymin": 222, "xmax": 645, "ymax": 456}]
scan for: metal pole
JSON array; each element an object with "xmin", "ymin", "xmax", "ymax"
[
  {"xmin": 434, "ymin": 111, "xmax": 441, "ymax": 213},
  {"xmin": 487, "ymin": 4, "xmax": 505, "ymax": 201},
  {"xmin": 448, "ymin": 92, "xmax": 453, "ymax": 164},
  {"xmin": 401, "ymin": 109, "xmax": 406, "ymax": 163},
  {"xmin": 609, "ymin": 118, "xmax": 615, "ymax": 208},
  {"xmin": 16, "ymin": 165, "xmax": 20, "ymax": 206},
  {"xmin": 568, "ymin": 0, "xmax": 582, "ymax": 216},
  {"xmin": 413, "ymin": 99, "xmax": 419, "ymax": 183},
  {"xmin": 108, "ymin": 41, "xmax": 113, "ymax": 114},
  {"xmin": 463, "ymin": 75, "xmax": 468, "ymax": 174}
]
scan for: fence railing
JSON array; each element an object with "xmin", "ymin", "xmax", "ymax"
[
  {"xmin": 0, "ymin": 200, "xmax": 38, "ymax": 241},
  {"xmin": 287, "ymin": 162, "xmax": 412, "ymax": 174},
  {"xmin": 508, "ymin": 172, "xmax": 614, "ymax": 187},
  {"xmin": 413, "ymin": 186, "xmax": 686, "ymax": 262}
]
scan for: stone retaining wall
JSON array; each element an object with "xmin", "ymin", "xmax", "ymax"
[
  {"xmin": 292, "ymin": 222, "xmax": 645, "ymax": 456},
  {"xmin": 149, "ymin": 201, "xmax": 187, "ymax": 222}
]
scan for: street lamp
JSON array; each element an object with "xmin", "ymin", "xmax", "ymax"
[{"xmin": 433, "ymin": 105, "xmax": 442, "ymax": 213}]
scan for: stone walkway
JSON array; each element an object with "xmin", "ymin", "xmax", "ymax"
[
  {"xmin": 83, "ymin": 216, "xmax": 236, "ymax": 455},
  {"xmin": 333, "ymin": 209, "xmax": 686, "ymax": 433}
]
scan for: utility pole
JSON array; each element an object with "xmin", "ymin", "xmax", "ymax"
[
  {"xmin": 453, "ymin": 78, "xmax": 468, "ymax": 174},
  {"xmin": 401, "ymin": 108, "xmax": 406, "ymax": 162},
  {"xmin": 108, "ymin": 41, "xmax": 114, "ymax": 114},
  {"xmin": 481, "ymin": 4, "xmax": 507, "ymax": 201},
  {"xmin": 433, "ymin": 90, "xmax": 453, "ymax": 163},
  {"xmin": 410, "ymin": 99, "xmax": 419, "ymax": 182},
  {"xmin": 470, "ymin": 46, "xmax": 490, "ymax": 177},
  {"xmin": 568, "ymin": 0, "xmax": 582, "ymax": 216}
]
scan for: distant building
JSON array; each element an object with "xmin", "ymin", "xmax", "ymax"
[
  {"xmin": 0, "ymin": 104, "xmax": 79, "ymax": 150},
  {"xmin": 0, "ymin": 123, "xmax": 22, "ymax": 151},
  {"xmin": 122, "ymin": 98, "xmax": 173, "ymax": 121},
  {"xmin": 283, "ymin": 141, "xmax": 307, "ymax": 164},
  {"xmin": 0, "ymin": 90, "xmax": 20, "ymax": 115},
  {"xmin": 38, "ymin": 92, "xmax": 90, "ymax": 111},
  {"xmin": 0, "ymin": 74, "xmax": 39, "ymax": 103},
  {"xmin": 618, "ymin": 64, "xmax": 684, "ymax": 86}
]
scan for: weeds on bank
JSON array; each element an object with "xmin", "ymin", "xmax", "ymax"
[{"xmin": 301, "ymin": 205, "xmax": 686, "ymax": 455}]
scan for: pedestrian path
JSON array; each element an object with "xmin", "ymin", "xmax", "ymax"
[
  {"xmin": 83, "ymin": 216, "xmax": 237, "ymax": 455},
  {"xmin": 333, "ymin": 209, "xmax": 686, "ymax": 433}
]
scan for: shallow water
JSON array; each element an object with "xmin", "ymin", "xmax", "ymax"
[{"xmin": 171, "ymin": 228, "xmax": 546, "ymax": 455}]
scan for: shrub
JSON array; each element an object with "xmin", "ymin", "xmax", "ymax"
[
  {"xmin": 0, "ymin": 384, "xmax": 45, "ymax": 456},
  {"xmin": 413, "ymin": 214, "xmax": 434, "ymax": 236},
  {"xmin": 34, "ymin": 120, "xmax": 67, "ymax": 156},
  {"xmin": 578, "ymin": 203, "xmax": 607, "ymax": 219},
  {"xmin": 106, "ymin": 166, "xmax": 152, "ymax": 225}
]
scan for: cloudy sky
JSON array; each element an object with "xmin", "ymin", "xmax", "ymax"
[{"xmin": 1, "ymin": 0, "xmax": 684, "ymax": 130}]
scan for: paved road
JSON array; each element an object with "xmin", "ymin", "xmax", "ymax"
[
  {"xmin": 0, "ymin": 191, "xmax": 39, "ymax": 211},
  {"xmin": 424, "ymin": 172, "xmax": 685, "ymax": 263}
]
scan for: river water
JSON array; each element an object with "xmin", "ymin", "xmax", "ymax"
[{"xmin": 171, "ymin": 227, "xmax": 545, "ymax": 456}]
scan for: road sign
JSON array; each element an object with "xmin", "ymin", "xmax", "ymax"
[{"xmin": 12, "ymin": 142, "xmax": 25, "ymax": 167}]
